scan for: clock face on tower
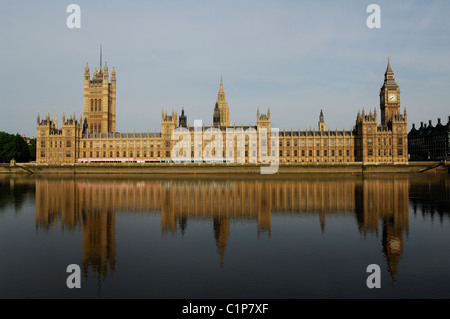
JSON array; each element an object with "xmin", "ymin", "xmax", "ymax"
[{"xmin": 388, "ymin": 93, "xmax": 397, "ymax": 102}]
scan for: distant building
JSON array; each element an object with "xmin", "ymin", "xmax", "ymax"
[
  {"xmin": 22, "ymin": 135, "xmax": 34, "ymax": 145},
  {"xmin": 408, "ymin": 117, "xmax": 450, "ymax": 160},
  {"xmin": 36, "ymin": 56, "xmax": 408, "ymax": 164}
]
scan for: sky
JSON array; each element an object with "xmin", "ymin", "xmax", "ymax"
[{"xmin": 0, "ymin": 0, "xmax": 449, "ymax": 137}]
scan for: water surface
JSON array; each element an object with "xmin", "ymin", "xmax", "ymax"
[{"xmin": 0, "ymin": 173, "xmax": 449, "ymax": 299}]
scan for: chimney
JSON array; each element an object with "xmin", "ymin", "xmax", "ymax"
[
  {"xmin": 429, "ymin": 120, "xmax": 432, "ymax": 127},
  {"xmin": 437, "ymin": 118, "xmax": 441, "ymax": 125},
  {"xmin": 420, "ymin": 122, "xmax": 423, "ymax": 128},
  {"xmin": 412, "ymin": 123, "xmax": 415, "ymax": 129}
]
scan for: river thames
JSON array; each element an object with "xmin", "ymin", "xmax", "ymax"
[{"xmin": 0, "ymin": 173, "xmax": 449, "ymax": 299}]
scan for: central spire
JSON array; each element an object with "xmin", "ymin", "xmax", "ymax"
[
  {"xmin": 214, "ymin": 75, "xmax": 230, "ymax": 127},
  {"xmin": 219, "ymin": 75, "xmax": 224, "ymax": 93}
]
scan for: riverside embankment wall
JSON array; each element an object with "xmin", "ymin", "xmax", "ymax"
[{"xmin": 1, "ymin": 162, "xmax": 448, "ymax": 176}]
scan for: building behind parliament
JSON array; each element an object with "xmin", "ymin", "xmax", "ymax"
[{"xmin": 36, "ymin": 57, "xmax": 408, "ymax": 165}]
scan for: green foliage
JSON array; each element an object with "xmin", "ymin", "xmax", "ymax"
[
  {"xmin": 28, "ymin": 138, "xmax": 36, "ymax": 161},
  {"xmin": 0, "ymin": 131, "xmax": 31, "ymax": 163}
]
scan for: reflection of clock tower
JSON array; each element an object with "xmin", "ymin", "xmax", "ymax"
[{"xmin": 380, "ymin": 58, "xmax": 400, "ymax": 126}]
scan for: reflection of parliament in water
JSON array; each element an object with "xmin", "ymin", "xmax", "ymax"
[{"xmin": 35, "ymin": 177, "xmax": 409, "ymax": 277}]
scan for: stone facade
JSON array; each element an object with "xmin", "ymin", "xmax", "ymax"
[{"xmin": 36, "ymin": 58, "xmax": 408, "ymax": 165}]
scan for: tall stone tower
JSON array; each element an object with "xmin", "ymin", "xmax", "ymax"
[
  {"xmin": 215, "ymin": 75, "xmax": 230, "ymax": 127},
  {"xmin": 380, "ymin": 58, "xmax": 400, "ymax": 126},
  {"xmin": 83, "ymin": 59, "xmax": 116, "ymax": 134}
]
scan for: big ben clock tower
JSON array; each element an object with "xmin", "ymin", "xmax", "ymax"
[{"xmin": 380, "ymin": 57, "xmax": 400, "ymax": 126}]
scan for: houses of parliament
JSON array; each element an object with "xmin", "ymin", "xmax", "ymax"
[{"xmin": 36, "ymin": 57, "xmax": 408, "ymax": 165}]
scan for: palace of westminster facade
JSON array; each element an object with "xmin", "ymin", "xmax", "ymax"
[{"xmin": 36, "ymin": 58, "xmax": 408, "ymax": 165}]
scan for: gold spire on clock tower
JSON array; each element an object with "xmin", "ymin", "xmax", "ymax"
[{"xmin": 380, "ymin": 57, "xmax": 400, "ymax": 126}]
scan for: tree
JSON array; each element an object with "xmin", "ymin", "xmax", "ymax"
[
  {"xmin": 0, "ymin": 131, "xmax": 31, "ymax": 163},
  {"xmin": 28, "ymin": 138, "xmax": 36, "ymax": 162}
]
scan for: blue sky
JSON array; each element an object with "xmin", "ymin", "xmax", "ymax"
[{"xmin": 1, "ymin": 0, "xmax": 449, "ymax": 137}]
